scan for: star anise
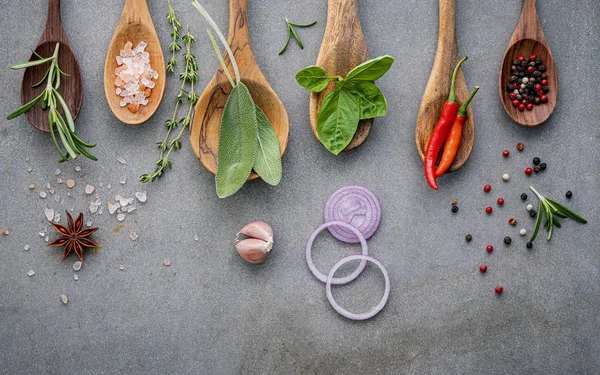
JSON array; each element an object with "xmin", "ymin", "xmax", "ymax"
[{"xmin": 48, "ymin": 211, "xmax": 99, "ymax": 263}]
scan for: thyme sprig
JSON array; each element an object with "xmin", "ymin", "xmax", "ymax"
[
  {"xmin": 166, "ymin": 0, "xmax": 182, "ymax": 72},
  {"xmin": 140, "ymin": 26, "xmax": 198, "ymax": 183},
  {"xmin": 279, "ymin": 19, "xmax": 316, "ymax": 55},
  {"xmin": 529, "ymin": 186, "xmax": 587, "ymax": 243},
  {"xmin": 7, "ymin": 43, "xmax": 97, "ymax": 162}
]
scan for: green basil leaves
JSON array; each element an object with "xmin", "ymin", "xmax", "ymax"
[{"xmin": 296, "ymin": 55, "xmax": 394, "ymax": 155}]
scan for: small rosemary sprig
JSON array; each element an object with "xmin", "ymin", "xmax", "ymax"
[
  {"xmin": 166, "ymin": 0, "xmax": 182, "ymax": 72},
  {"xmin": 140, "ymin": 26, "xmax": 198, "ymax": 183},
  {"xmin": 279, "ymin": 18, "xmax": 317, "ymax": 55},
  {"xmin": 529, "ymin": 186, "xmax": 587, "ymax": 243},
  {"xmin": 7, "ymin": 43, "xmax": 97, "ymax": 162}
]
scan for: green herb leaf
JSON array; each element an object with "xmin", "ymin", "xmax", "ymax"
[
  {"xmin": 6, "ymin": 91, "xmax": 44, "ymax": 119},
  {"xmin": 529, "ymin": 200, "xmax": 544, "ymax": 243},
  {"xmin": 10, "ymin": 56, "xmax": 54, "ymax": 70},
  {"xmin": 215, "ymin": 82, "xmax": 257, "ymax": 198},
  {"xmin": 295, "ymin": 66, "xmax": 331, "ymax": 92},
  {"xmin": 317, "ymin": 88, "xmax": 360, "ymax": 155},
  {"xmin": 345, "ymin": 55, "xmax": 394, "ymax": 82},
  {"xmin": 253, "ymin": 105, "xmax": 282, "ymax": 186},
  {"xmin": 343, "ymin": 81, "xmax": 387, "ymax": 119},
  {"xmin": 546, "ymin": 198, "xmax": 588, "ymax": 224}
]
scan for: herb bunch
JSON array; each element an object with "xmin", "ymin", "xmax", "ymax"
[
  {"xmin": 279, "ymin": 19, "xmax": 316, "ymax": 55},
  {"xmin": 529, "ymin": 185, "xmax": 587, "ymax": 243},
  {"xmin": 7, "ymin": 43, "xmax": 97, "ymax": 162},
  {"xmin": 192, "ymin": 0, "xmax": 282, "ymax": 198},
  {"xmin": 140, "ymin": 23, "xmax": 199, "ymax": 182},
  {"xmin": 166, "ymin": 0, "xmax": 182, "ymax": 72},
  {"xmin": 296, "ymin": 56, "xmax": 394, "ymax": 155}
]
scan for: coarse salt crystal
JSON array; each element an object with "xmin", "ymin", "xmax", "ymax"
[
  {"xmin": 27, "ymin": 270, "xmax": 35, "ymax": 277},
  {"xmin": 66, "ymin": 179, "xmax": 75, "ymax": 188},
  {"xmin": 129, "ymin": 232, "xmax": 138, "ymax": 241},
  {"xmin": 85, "ymin": 185, "xmax": 95, "ymax": 194},
  {"xmin": 163, "ymin": 259, "xmax": 171, "ymax": 266},
  {"xmin": 73, "ymin": 261, "xmax": 82, "ymax": 271},
  {"xmin": 108, "ymin": 201, "xmax": 120, "ymax": 215},
  {"xmin": 135, "ymin": 191, "xmax": 147, "ymax": 203},
  {"xmin": 117, "ymin": 214, "xmax": 125, "ymax": 222},
  {"xmin": 60, "ymin": 295, "xmax": 68, "ymax": 304},
  {"xmin": 44, "ymin": 208, "xmax": 55, "ymax": 221},
  {"xmin": 55, "ymin": 169, "xmax": 61, "ymax": 175},
  {"xmin": 24, "ymin": 244, "xmax": 30, "ymax": 251},
  {"xmin": 74, "ymin": 275, "xmax": 79, "ymax": 281},
  {"xmin": 117, "ymin": 157, "xmax": 127, "ymax": 165},
  {"xmin": 39, "ymin": 191, "xmax": 47, "ymax": 199}
]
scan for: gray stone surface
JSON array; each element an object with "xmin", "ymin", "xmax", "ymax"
[{"xmin": 1, "ymin": 0, "xmax": 599, "ymax": 374}]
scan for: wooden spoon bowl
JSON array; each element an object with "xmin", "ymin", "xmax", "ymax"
[
  {"xmin": 103, "ymin": 0, "xmax": 165, "ymax": 125},
  {"xmin": 498, "ymin": 0, "xmax": 557, "ymax": 127},
  {"xmin": 21, "ymin": 0, "xmax": 83, "ymax": 133},
  {"xmin": 190, "ymin": 0, "xmax": 289, "ymax": 180}
]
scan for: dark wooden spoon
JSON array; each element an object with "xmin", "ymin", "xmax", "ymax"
[
  {"xmin": 21, "ymin": 0, "xmax": 83, "ymax": 133},
  {"xmin": 499, "ymin": 0, "xmax": 557, "ymax": 127}
]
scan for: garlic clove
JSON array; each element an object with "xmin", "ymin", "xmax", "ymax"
[
  {"xmin": 235, "ymin": 238, "xmax": 272, "ymax": 264},
  {"xmin": 237, "ymin": 221, "xmax": 273, "ymax": 243}
]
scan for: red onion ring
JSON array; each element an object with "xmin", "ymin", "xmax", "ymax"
[
  {"xmin": 306, "ymin": 221, "xmax": 368, "ymax": 285},
  {"xmin": 326, "ymin": 254, "xmax": 390, "ymax": 320},
  {"xmin": 324, "ymin": 186, "xmax": 381, "ymax": 243}
]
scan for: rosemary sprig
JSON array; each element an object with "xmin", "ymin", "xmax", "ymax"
[
  {"xmin": 529, "ymin": 186, "xmax": 587, "ymax": 243},
  {"xmin": 166, "ymin": 0, "xmax": 182, "ymax": 72},
  {"xmin": 140, "ymin": 26, "xmax": 198, "ymax": 183},
  {"xmin": 7, "ymin": 43, "xmax": 96, "ymax": 162},
  {"xmin": 279, "ymin": 18, "xmax": 317, "ymax": 55}
]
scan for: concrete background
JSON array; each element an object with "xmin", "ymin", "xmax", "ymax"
[{"xmin": 1, "ymin": 0, "xmax": 599, "ymax": 374}]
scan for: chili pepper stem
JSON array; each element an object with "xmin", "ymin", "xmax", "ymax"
[
  {"xmin": 457, "ymin": 86, "xmax": 480, "ymax": 116},
  {"xmin": 447, "ymin": 56, "xmax": 468, "ymax": 103}
]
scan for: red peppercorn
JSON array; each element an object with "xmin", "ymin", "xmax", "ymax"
[
  {"xmin": 486, "ymin": 206, "xmax": 493, "ymax": 214},
  {"xmin": 534, "ymin": 97, "xmax": 541, "ymax": 104},
  {"xmin": 518, "ymin": 104, "xmax": 526, "ymax": 111},
  {"xmin": 480, "ymin": 265, "xmax": 487, "ymax": 273},
  {"xmin": 497, "ymin": 198, "xmax": 504, "ymax": 205},
  {"xmin": 517, "ymin": 142, "xmax": 525, "ymax": 151},
  {"xmin": 509, "ymin": 93, "xmax": 516, "ymax": 100},
  {"xmin": 518, "ymin": 56, "xmax": 525, "ymax": 61},
  {"xmin": 525, "ymin": 167, "xmax": 533, "ymax": 175},
  {"xmin": 495, "ymin": 286, "xmax": 503, "ymax": 295},
  {"xmin": 534, "ymin": 84, "xmax": 542, "ymax": 91},
  {"xmin": 529, "ymin": 54, "xmax": 537, "ymax": 60},
  {"xmin": 541, "ymin": 79, "xmax": 548, "ymax": 85},
  {"xmin": 484, "ymin": 184, "xmax": 491, "ymax": 193},
  {"xmin": 527, "ymin": 103, "xmax": 534, "ymax": 111},
  {"xmin": 503, "ymin": 150, "xmax": 510, "ymax": 157},
  {"xmin": 527, "ymin": 66, "xmax": 534, "ymax": 73},
  {"xmin": 509, "ymin": 217, "xmax": 517, "ymax": 226},
  {"xmin": 541, "ymin": 95, "xmax": 548, "ymax": 103},
  {"xmin": 512, "ymin": 100, "xmax": 520, "ymax": 107},
  {"xmin": 486, "ymin": 245, "xmax": 494, "ymax": 253}
]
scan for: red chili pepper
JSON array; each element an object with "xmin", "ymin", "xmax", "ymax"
[
  {"xmin": 434, "ymin": 86, "xmax": 479, "ymax": 177},
  {"xmin": 424, "ymin": 57, "xmax": 467, "ymax": 190}
]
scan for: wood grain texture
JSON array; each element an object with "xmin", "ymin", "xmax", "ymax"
[
  {"xmin": 415, "ymin": 0, "xmax": 474, "ymax": 172},
  {"xmin": 499, "ymin": 0, "xmax": 557, "ymax": 127},
  {"xmin": 103, "ymin": 0, "xmax": 166, "ymax": 125},
  {"xmin": 20, "ymin": 0, "xmax": 83, "ymax": 133},
  {"xmin": 190, "ymin": 0, "xmax": 289, "ymax": 180},
  {"xmin": 309, "ymin": 0, "xmax": 372, "ymax": 152}
]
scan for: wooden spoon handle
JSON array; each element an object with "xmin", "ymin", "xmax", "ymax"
[
  {"xmin": 433, "ymin": 0, "xmax": 459, "ymax": 75},
  {"xmin": 227, "ymin": 0, "xmax": 253, "ymax": 58},
  {"xmin": 42, "ymin": 0, "xmax": 66, "ymax": 43},
  {"xmin": 326, "ymin": 0, "xmax": 360, "ymax": 31},
  {"xmin": 121, "ymin": 0, "xmax": 151, "ymax": 24},
  {"xmin": 512, "ymin": 0, "xmax": 547, "ymax": 46}
]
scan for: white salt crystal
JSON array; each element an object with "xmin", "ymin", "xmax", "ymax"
[
  {"xmin": 75, "ymin": 165, "xmax": 82, "ymax": 172},
  {"xmin": 54, "ymin": 196, "xmax": 60, "ymax": 203},
  {"xmin": 55, "ymin": 169, "xmax": 61, "ymax": 175},
  {"xmin": 60, "ymin": 295, "xmax": 68, "ymax": 304},
  {"xmin": 66, "ymin": 179, "xmax": 75, "ymax": 188},
  {"xmin": 119, "ymin": 198, "xmax": 129, "ymax": 207},
  {"xmin": 54, "ymin": 212, "xmax": 60, "ymax": 223},
  {"xmin": 86, "ymin": 221, "xmax": 92, "ymax": 227},
  {"xmin": 129, "ymin": 232, "xmax": 138, "ymax": 241},
  {"xmin": 46, "ymin": 182, "xmax": 51, "ymax": 189},
  {"xmin": 27, "ymin": 270, "xmax": 35, "ymax": 277},
  {"xmin": 39, "ymin": 230, "xmax": 46, "ymax": 237},
  {"xmin": 135, "ymin": 191, "xmax": 147, "ymax": 203},
  {"xmin": 108, "ymin": 201, "xmax": 120, "ymax": 214},
  {"xmin": 44, "ymin": 208, "xmax": 54, "ymax": 221},
  {"xmin": 39, "ymin": 191, "xmax": 47, "ymax": 199},
  {"xmin": 24, "ymin": 244, "xmax": 30, "ymax": 251},
  {"xmin": 89, "ymin": 202, "xmax": 98, "ymax": 214},
  {"xmin": 194, "ymin": 235, "xmax": 199, "ymax": 241},
  {"xmin": 73, "ymin": 261, "xmax": 82, "ymax": 271},
  {"xmin": 57, "ymin": 178, "xmax": 63, "ymax": 184},
  {"xmin": 85, "ymin": 185, "xmax": 95, "ymax": 195},
  {"xmin": 120, "ymin": 177, "xmax": 127, "ymax": 185},
  {"xmin": 117, "ymin": 214, "xmax": 125, "ymax": 222},
  {"xmin": 74, "ymin": 275, "xmax": 79, "ymax": 281},
  {"xmin": 117, "ymin": 157, "xmax": 127, "ymax": 165},
  {"xmin": 27, "ymin": 166, "xmax": 32, "ymax": 172}
]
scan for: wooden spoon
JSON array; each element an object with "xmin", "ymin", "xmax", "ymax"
[
  {"xmin": 103, "ymin": 0, "xmax": 166, "ymax": 125},
  {"xmin": 499, "ymin": 0, "xmax": 557, "ymax": 127},
  {"xmin": 309, "ymin": 0, "xmax": 372, "ymax": 152},
  {"xmin": 415, "ymin": 0, "xmax": 473, "ymax": 172},
  {"xmin": 21, "ymin": 0, "xmax": 82, "ymax": 133},
  {"xmin": 190, "ymin": 0, "xmax": 289, "ymax": 180}
]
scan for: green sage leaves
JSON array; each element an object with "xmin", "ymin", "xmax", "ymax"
[
  {"xmin": 253, "ymin": 105, "xmax": 282, "ymax": 186},
  {"xmin": 296, "ymin": 55, "xmax": 394, "ymax": 155}
]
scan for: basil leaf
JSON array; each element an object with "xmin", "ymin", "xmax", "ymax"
[
  {"xmin": 295, "ymin": 66, "xmax": 330, "ymax": 92},
  {"xmin": 345, "ymin": 55, "xmax": 394, "ymax": 82},
  {"xmin": 343, "ymin": 81, "xmax": 387, "ymax": 119},
  {"xmin": 317, "ymin": 88, "xmax": 360, "ymax": 155},
  {"xmin": 216, "ymin": 82, "xmax": 257, "ymax": 198},
  {"xmin": 253, "ymin": 105, "xmax": 282, "ymax": 186}
]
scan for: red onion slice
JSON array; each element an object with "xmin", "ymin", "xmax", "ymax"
[
  {"xmin": 306, "ymin": 221, "xmax": 368, "ymax": 285},
  {"xmin": 326, "ymin": 255, "xmax": 390, "ymax": 320},
  {"xmin": 324, "ymin": 186, "xmax": 381, "ymax": 243}
]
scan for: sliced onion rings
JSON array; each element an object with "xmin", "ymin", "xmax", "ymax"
[
  {"xmin": 324, "ymin": 186, "xmax": 381, "ymax": 243},
  {"xmin": 306, "ymin": 221, "xmax": 368, "ymax": 285},
  {"xmin": 326, "ymin": 255, "xmax": 390, "ymax": 320}
]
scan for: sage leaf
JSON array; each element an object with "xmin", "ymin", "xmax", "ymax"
[
  {"xmin": 253, "ymin": 105, "xmax": 282, "ymax": 186},
  {"xmin": 215, "ymin": 82, "xmax": 257, "ymax": 198},
  {"xmin": 345, "ymin": 55, "xmax": 394, "ymax": 82},
  {"xmin": 343, "ymin": 81, "xmax": 387, "ymax": 119},
  {"xmin": 317, "ymin": 88, "xmax": 360, "ymax": 155},
  {"xmin": 295, "ymin": 66, "xmax": 330, "ymax": 92}
]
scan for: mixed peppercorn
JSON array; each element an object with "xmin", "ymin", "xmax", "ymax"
[{"xmin": 507, "ymin": 55, "xmax": 549, "ymax": 111}]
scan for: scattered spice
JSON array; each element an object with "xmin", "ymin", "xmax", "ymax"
[
  {"xmin": 502, "ymin": 173, "xmax": 510, "ymax": 181},
  {"xmin": 48, "ymin": 211, "xmax": 99, "ymax": 263},
  {"xmin": 486, "ymin": 206, "xmax": 493, "ymax": 214},
  {"xmin": 525, "ymin": 167, "xmax": 533, "ymax": 175},
  {"xmin": 503, "ymin": 150, "xmax": 509, "ymax": 157},
  {"xmin": 520, "ymin": 228, "xmax": 527, "ymax": 236},
  {"xmin": 60, "ymin": 295, "xmax": 68, "ymax": 304},
  {"xmin": 526, "ymin": 242, "xmax": 533, "ymax": 249},
  {"xmin": 465, "ymin": 234, "xmax": 472, "ymax": 242},
  {"xmin": 529, "ymin": 186, "xmax": 587, "ymax": 243},
  {"xmin": 114, "ymin": 41, "xmax": 158, "ymax": 113},
  {"xmin": 29, "ymin": 183, "xmax": 35, "ymax": 189},
  {"xmin": 119, "ymin": 265, "xmax": 125, "ymax": 270},
  {"xmin": 533, "ymin": 157, "xmax": 541, "ymax": 165},
  {"xmin": 497, "ymin": 198, "xmax": 504, "ymax": 206},
  {"xmin": 533, "ymin": 166, "xmax": 541, "ymax": 173},
  {"xmin": 486, "ymin": 245, "xmax": 494, "ymax": 253},
  {"xmin": 2, "ymin": 228, "xmax": 8, "ymax": 235},
  {"xmin": 507, "ymin": 55, "xmax": 549, "ymax": 112},
  {"xmin": 566, "ymin": 191, "xmax": 573, "ymax": 199},
  {"xmin": 526, "ymin": 204, "xmax": 534, "ymax": 211},
  {"xmin": 451, "ymin": 205, "xmax": 459, "ymax": 213},
  {"xmin": 484, "ymin": 184, "xmax": 492, "ymax": 193},
  {"xmin": 66, "ymin": 179, "xmax": 75, "ymax": 188},
  {"xmin": 516, "ymin": 142, "xmax": 525, "ymax": 152},
  {"xmin": 495, "ymin": 286, "xmax": 503, "ymax": 295},
  {"xmin": 163, "ymin": 259, "xmax": 171, "ymax": 266},
  {"xmin": 529, "ymin": 210, "xmax": 537, "ymax": 218},
  {"xmin": 521, "ymin": 193, "xmax": 528, "ymax": 201},
  {"xmin": 504, "ymin": 236, "xmax": 512, "ymax": 245},
  {"xmin": 479, "ymin": 265, "xmax": 487, "ymax": 273},
  {"xmin": 539, "ymin": 163, "xmax": 547, "ymax": 170},
  {"xmin": 451, "ymin": 198, "xmax": 458, "ymax": 206},
  {"xmin": 509, "ymin": 218, "xmax": 517, "ymax": 226}
]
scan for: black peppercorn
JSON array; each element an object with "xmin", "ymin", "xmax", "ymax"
[
  {"xmin": 504, "ymin": 236, "xmax": 512, "ymax": 245},
  {"xmin": 535, "ymin": 77, "xmax": 542, "ymax": 83},
  {"xmin": 465, "ymin": 234, "xmax": 472, "ymax": 242},
  {"xmin": 533, "ymin": 70, "xmax": 541, "ymax": 77},
  {"xmin": 530, "ymin": 210, "xmax": 537, "ymax": 218},
  {"xmin": 521, "ymin": 193, "xmax": 528, "ymax": 200},
  {"xmin": 539, "ymin": 163, "xmax": 547, "ymax": 170},
  {"xmin": 538, "ymin": 65, "xmax": 546, "ymax": 72},
  {"xmin": 521, "ymin": 61, "xmax": 529, "ymax": 67},
  {"xmin": 533, "ymin": 166, "xmax": 541, "ymax": 173},
  {"xmin": 535, "ymin": 58, "xmax": 542, "ymax": 65},
  {"xmin": 506, "ymin": 84, "xmax": 514, "ymax": 92},
  {"xmin": 517, "ymin": 71, "xmax": 525, "ymax": 77},
  {"xmin": 513, "ymin": 59, "xmax": 520, "ymax": 65},
  {"xmin": 566, "ymin": 191, "xmax": 573, "ymax": 199},
  {"xmin": 526, "ymin": 242, "xmax": 533, "ymax": 249},
  {"xmin": 541, "ymin": 73, "xmax": 548, "ymax": 79},
  {"xmin": 542, "ymin": 86, "xmax": 549, "ymax": 93},
  {"xmin": 533, "ymin": 157, "xmax": 541, "ymax": 165},
  {"xmin": 451, "ymin": 205, "xmax": 459, "ymax": 213},
  {"xmin": 528, "ymin": 95, "xmax": 535, "ymax": 102}
]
